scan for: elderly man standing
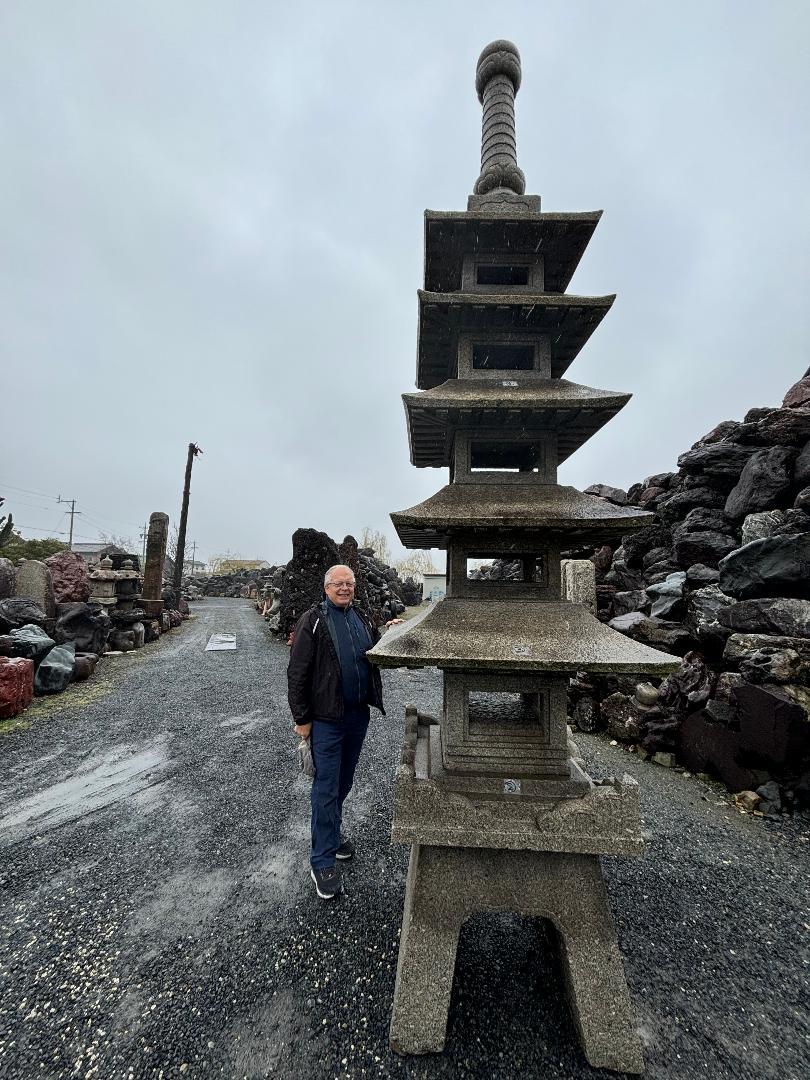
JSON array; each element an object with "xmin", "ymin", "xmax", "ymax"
[{"xmin": 288, "ymin": 564, "xmax": 392, "ymax": 900}]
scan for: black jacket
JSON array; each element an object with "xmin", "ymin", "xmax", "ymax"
[{"xmin": 287, "ymin": 601, "xmax": 385, "ymax": 724}]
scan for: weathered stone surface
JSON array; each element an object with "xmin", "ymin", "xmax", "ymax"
[
  {"xmin": 590, "ymin": 544, "xmax": 613, "ymax": 578},
  {"xmin": 571, "ymin": 695, "xmax": 601, "ymax": 733},
  {"xmin": 685, "ymin": 585, "xmax": 735, "ymax": 651},
  {"xmin": 719, "ymin": 533, "xmax": 810, "ymax": 600},
  {"xmin": 646, "ymin": 573, "xmax": 686, "ymax": 619},
  {"xmin": 45, "ymin": 551, "xmax": 91, "ymax": 603},
  {"xmin": 673, "ymin": 530, "xmax": 739, "ymax": 570},
  {"xmin": 9, "ymin": 624, "xmax": 55, "ymax": 663},
  {"xmin": 676, "ymin": 442, "xmax": 757, "ymax": 480},
  {"xmin": 783, "ymin": 377, "xmax": 810, "ymax": 409},
  {"xmin": 14, "ymin": 560, "xmax": 55, "ymax": 618},
  {"xmin": 612, "ymin": 590, "xmax": 649, "ymax": 617},
  {"xmin": 659, "ymin": 652, "xmax": 713, "ymax": 715},
  {"xmin": 0, "ymin": 635, "xmax": 13, "ymax": 656},
  {"xmin": 724, "ymin": 446, "xmax": 796, "ymax": 520},
  {"xmin": 279, "ymin": 528, "xmax": 341, "ymax": 640},
  {"xmin": 794, "ymin": 486, "xmax": 810, "ymax": 512},
  {"xmin": 750, "ymin": 407, "xmax": 810, "ymax": 447},
  {"xmin": 0, "ymin": 656, "xmax": 34, "ymax": 718},
  {"xmin": 738, "ymin": 646, "xmax": 806, "ymax": 684},
  {"xmin": 642, "ymin": 546, "xmax": 674, "ymax": 570},
  {"xmin": 73, "ymin": 652, "xmax": 98, "ymax": 681},
  {"xmin": 735, "ymin": 790, "xmax": 761, "ymax": 812},
  {"xmin": 657, "ymin": 486, "xmax": 726, "ymax": 523},
  {"xmin": 781, "ymin": 683, "xmax": 810, "ymax": 714},
  {"xmin": 601, "ymin": 692, "xmax": 644, "ymax": 742},
  {"xmin": 603, "ymin": 546, "xmax": 644, "ymax": 591},
  {"xmin": 561, "ymin": 559, "xmax": 597, "ymax": 613},
  {"xmin": 141, "ymin": 511, "xmax": 169, "ymax": 612},
  {"xmin": 718, "ymin": 597, "xmax": 810, "ymax": 638},
  {"xmin": 53, "ymin": 603, "xmax": 112, "ymax": 654},
  {"xmin": 724, "ymin": 632, "xmax": 810, "ymax": 665},
  {"xmin": 620, "ymin": 526, "xmax": 672, "ymax": 568},
  {"xmin": 583, "ymin": 483, "xmax": 627, "ymax": 505},
  {"xmin": 676, "ymin": 712, "xmax": 757, "ymax": 792},
  {"xmin": 0, "ymin": 558, "xmax": 15, "ymax": 600},
  {"xmin": 733, "ymin": 683, "xmax": 810, "ymax": 769},
  {"xmin": 740, "ymin": 510, "xmax": 787, "ymax": 545},
  {"xmin": 609, "ymin": 615, "xmax": 696, "ymax": 655},
  {"xmin": 685, "ymin": 563, "xmax": 720, "ymax": 588},
  {"xmin": 652, "ymin": 751, "xmax": 676, "ymax": 768},
  {"xmin": 0, "ymin": 598, "xmax": 48, "ymax": 633},
  {"xmin": 794, "ymin": 440, "xmax": 810, "ymax": 488},
  {"xmin": 608, "ymin": 611, "xmax": 648, "ymax": 635},
  {"xmin": 34, "ymin": 642, "xmax": 75, "ymax": 695}
]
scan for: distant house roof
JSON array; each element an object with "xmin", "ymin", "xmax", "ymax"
[{"xmin": 73, "ymin": 542, "xmax": 129, "ymax": 564}]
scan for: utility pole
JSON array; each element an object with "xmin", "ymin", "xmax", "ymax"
[
  {"xmin": 140, "ymin": 522, "xmax": 149, "ymax": 565},
  {"xmin": 172, "ymin": 443, "xmax": 203, "ymax": 605},
  {"xmin": 57, "ymin": 496, "xmax": 80, "ymax": 550}
]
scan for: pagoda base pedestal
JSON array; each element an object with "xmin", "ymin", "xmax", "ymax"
[{"xmin": 389, "ymin": 843, "xmax": 644, "ymax": 1074}]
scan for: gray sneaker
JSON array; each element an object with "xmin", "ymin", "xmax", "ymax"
[{"xmin": 310, "ymin": 865, "xmax": 342, "ymax": 900}]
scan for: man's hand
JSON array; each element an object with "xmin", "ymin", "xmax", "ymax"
[
  {"xmin": 294, "ymin": 723, "xmax": 312, "ymax": 739},
  {"xmin": 384, "ymin": 618, "xmax": 404, "ymax": 630}
]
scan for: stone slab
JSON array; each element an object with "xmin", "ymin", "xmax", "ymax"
[{"xmin": 205, "ymin": 634, "xmax": 236, "ymax": 652}]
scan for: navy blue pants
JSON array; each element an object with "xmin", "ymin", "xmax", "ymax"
[{"xmin": 310, "ymin": 708, "xmax": 369, "ymax": 869}]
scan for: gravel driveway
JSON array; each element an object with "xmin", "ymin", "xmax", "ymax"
[{"xmin": 0, "ymin": 598, "xmax": 807, "ymax": 1080}]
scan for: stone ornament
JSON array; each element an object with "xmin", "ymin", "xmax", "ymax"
[{"xmin": 368, "ymin": 40, "xmax": 678, "ymax": 1074}]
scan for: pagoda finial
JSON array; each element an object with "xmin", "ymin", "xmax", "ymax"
[{"xmin": 473, "ymin": 39, "xmax": 526, "ymax": 197}]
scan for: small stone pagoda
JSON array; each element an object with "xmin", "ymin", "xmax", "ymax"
[{"xmin": 368, "ymin": 40, "xmax": 679, "ymax": 1074}]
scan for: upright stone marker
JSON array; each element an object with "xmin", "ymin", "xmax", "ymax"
[
  {"xmin": 368, "ymin": 40, "xmax": 679, "ymax": 1074},
  {"xmin": 14, "ymin": 560, "xmax": 55, "ymax": 620},
  {"xmin": 141, "ymin": 512, "xmax": 170, "ymax": 618}
]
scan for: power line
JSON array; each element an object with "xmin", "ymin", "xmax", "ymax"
[{"xmin": 0, "ymin": 480, "xmax": 59, "ymax": 500}]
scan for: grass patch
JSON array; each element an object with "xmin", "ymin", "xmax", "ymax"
[{"xmin": 0, "ymin": 715, "xmax": 31, "ymax": 736}]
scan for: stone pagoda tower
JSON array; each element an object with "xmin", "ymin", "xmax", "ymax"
[{"xmin": 368, "ymin": 40, "xmax": 678, "ymax": 1074}]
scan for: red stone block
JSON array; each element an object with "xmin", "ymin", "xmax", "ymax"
[{"xmin": 0, "ymin": 656, "xmax": 35, "ymax": 719}]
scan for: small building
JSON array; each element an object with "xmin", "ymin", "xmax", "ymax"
[{"xmin": 422, "ymin": 572, "xmax": 446, "ymax": 602}]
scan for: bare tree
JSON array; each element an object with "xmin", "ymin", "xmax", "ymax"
[
  {"xmin": 359, "ymin": 526, "xmax": 392, "ymax": 565},
  {"xmin": 167, "ymin": 524, "xmax": 190, "ymax": 566},
  {"xmin": 394, "ymin": 549, "xmax": 437, "ymax": 583}
]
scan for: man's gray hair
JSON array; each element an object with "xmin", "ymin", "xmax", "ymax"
[{"xmin": 324, "ymin": 564, "xmax": 356, "ymax": 587}]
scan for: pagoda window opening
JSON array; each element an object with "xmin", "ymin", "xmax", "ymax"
[
  {"xmin": 475, "ymin": 264, "xmax": 530, "ymax": 286},
  {"xmin": 465, "ymin": 555, "xmax": 545, "ymax": 584},
  {"xmin": 472, "ymin": 342, "xmax": 534, "ymax": 371},
  {"xmin": 470, "ymin": 440, "xmax": 542, "ymax": 472},
  {"xmin": 467, "ymin": 691, "xmax": 541, "ymax": 734}
]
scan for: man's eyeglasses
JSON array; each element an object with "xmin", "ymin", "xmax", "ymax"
[{"xmin": 326, "ymin": 581, "xmax": 355, "ymax": 589}]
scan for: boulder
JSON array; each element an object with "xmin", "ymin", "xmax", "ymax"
[
  {"xmin": 685, "ymin": 564, "xmax": 720, "ymax": 588},
  {"xmin": 571, "ymin": 695, "xmax": 601, "ymax": 733},
  {"xmin": 733, "ymin": 683, "xmax": 810, "ymax": 769},
  {"xmin": 601, "ymin": 692, "xmax": 645, "ymax": 742},
  {"xmin": 719, "ymin": 533, "xmax": 810, "ymax": 600},
  {"xmin": 34, "ymin": 642, "xmax": 75, "ymax": 695},
  {"xmin": 0, "ymin": 635, "xmax": 13, "ymax": 656},
  {"xmin": 0, "ymin": 557, "xmax": 16, "ymax": 600},
  {"xmin": 741, "ymin": 510, "xmax": 788, "ymax": 545},
  {"xmin": 14, "ymin": 559, "xmax": 56, "ymax": 618},
  {"xmin": 724, "ymin": 446, "xmax": 796, "ymax": 519},
  {"xmin": 659, "ymin": 652, "xmax": 713, "ymax": 715},
  {"xmin": 608, "ymin": 611, "xmax": 648, "ymax": 635},
  {"xmin": 780, "ymin": 684, "xmax": 810, "ymax": 714},
  {"xmin": 676, "ymin": 442, "xmax": 758, "ymax": 480},
  {"xmin": 673, "ymin": 530, "xmax": 739, "ymax": 569},
  {"xmin": 583, "ymin": 484, "xmax": 627, "ymax": 505},
  {"xmin": 690, "ymin": 421, "xmax": 742, "ymax": 447},
  {"xmin": 685, "ymin": 585, "xmax": 735, "ymax": 652},
  {"xmin": 8, "ymin": 624, "xmax": 56, "ymax": 663},
  {"xmin": 630, "ymin": 618, "xmax": 697, "ymax": 655},
  {"xmin": 109, "ymin": 630, "xmax": 136, "ymax": 651},
  {"xmin": 73, "ymin": 653, "xmax": 98, "ymax": 681},
  {"xmin": 783, "ymin": 377, "xmax": 810, "ymax": 409},
  {"xmin": 646, "ymin": 572, "xmax": 687, "ymax": 619},
  {"xmin": 679, "ymin": 507, "xmax": 733, "ymax": 533},
  {"xmin": 45, "ymin": 551, "xmax": 91, "ymax": 603},
  {"xmin": 0, "ymin": 656, "xmax": 34, "ymax": 718},
  {"xmin": 642, "ymin": 546, "xmax": 674, "ymax": 570},
  {"xmin": 794, "ymin": 439, "xmax": 810, "ymax": 488},
  {"xmin": 794, "ymin": 486, "xmax": 810, "ymax": 512},
  {"xmin": 718, "ymin": 597, "xmax": 810, "ymax": 638},
  {"xmin": 724, "ymin": 632, "xmax": 810, "ymax": 665},
  {"xmin": 751, "ymin": 407, "xmax": 810, "ymax": 447},
  {"xmin": 612, "ymin": 589, "xmax": 650, "ymax": 617},
  {"xmin": 279, "ymin": 528, "xmax": 341, "ymax": 640},
  {"xmin": 676, "ymin": 712, "xmax": 758, "ymax": 792},
  {"xmin": 131, "ymin": 622, "xmax": 145, "ymax": 649},
  {"xmin": 738, "ymin": 646, "xmax": 806, "ymax": 685},
  {"xmin": 0, "ymin": 598, "xmax": 49, "ymax": 633},
  {"xmin": 590, "ymin": 545, "xmax": 614, "ymax": 578},
  {"xmin": 53, "ymin": 603, "xmax": 112, "ymax": 654},
  {"xmin": 603, "ymin": 547, "xmax": 644, "ymax": 592},
  {"xmin": 657, "ymin": 486, "xmax": 726, "ymax": 523}
]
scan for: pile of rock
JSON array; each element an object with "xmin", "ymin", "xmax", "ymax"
[
  {"xmin": 0, "ymin": 547, "xmax": 188, "ymax": 722},
  {"xmin": 573, "ymin": 376, "xmax": 810, "ymax": 815}
]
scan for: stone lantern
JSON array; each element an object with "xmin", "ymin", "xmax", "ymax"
[{"xmin": 368, "ymin": 40, "xmax": 678, "ymax": 1074}]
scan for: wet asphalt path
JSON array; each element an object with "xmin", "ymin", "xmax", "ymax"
[{"xmin": 0, "ymin": 598, "xmax": 808, "ymax": 1080}]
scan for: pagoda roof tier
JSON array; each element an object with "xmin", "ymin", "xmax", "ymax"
[
  {"xmin": 417, "ymin": 291, "xmax": 615, "ymax": 389},
  {"xmin": 404, "ymin": 378, "xmax": 631, "ymax": 467},
  {"xmin": 368, "ymin": 599, "xmax": 679, "ymax": 675},
  {"xmin": 391, "ymin": 483, "xmax": 653, "ymax": 549},
  {"xmin": 424, "ymin": 210, "xmax": 602, "ymax": 294}
]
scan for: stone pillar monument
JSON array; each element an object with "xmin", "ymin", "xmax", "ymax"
[
  {"xmin": 141, "ymin": 512, "xmax": 169, "ymax": 618},
  {"xmin": 368, "ymin": 40, "xmax": 679, "ymax": 1074}
]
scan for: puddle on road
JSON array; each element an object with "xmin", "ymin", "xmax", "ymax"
[{"xmin": 0, "ymin": 739, "xmax": 171, "ymax": 847}]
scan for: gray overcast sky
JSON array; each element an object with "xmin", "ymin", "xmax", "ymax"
[{"xmin": 2, "ymin": 1, "xmax": 809, "ymax": 567}]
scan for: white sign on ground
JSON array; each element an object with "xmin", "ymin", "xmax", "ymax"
[{"xmin": 205, "ymin": 634, "xmax": 237, "ymax": 651}]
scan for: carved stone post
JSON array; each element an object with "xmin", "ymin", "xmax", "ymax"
[{"xmin": 141, "ymin": 512, "xmax": 169, "ymax": 618}]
